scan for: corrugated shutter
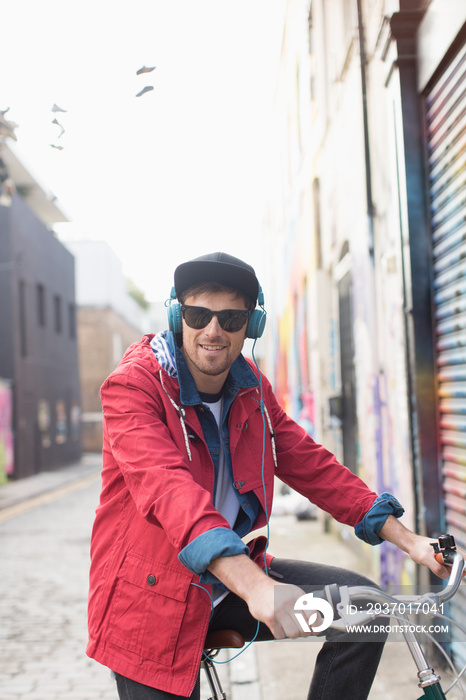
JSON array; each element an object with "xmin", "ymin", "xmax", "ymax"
[{"xmin": 427, "ymin": 40, "xmax": 466, "ymax": 664}]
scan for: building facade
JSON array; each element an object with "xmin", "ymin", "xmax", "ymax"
[
  {"xmin": 62, "ymin": 239, "xmax": 149, "ymax": 452},
  {"xmin": 263, "ymin": 0, "xmax": 466, "ymax": 636},
  {"xmin": 0, "ymin": 144, "xmax": 81, "ymax": 478}
]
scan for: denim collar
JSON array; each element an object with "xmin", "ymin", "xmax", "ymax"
[{"xmin": 166, "ymin": 331, "xmax": 259, "ymax": 406}]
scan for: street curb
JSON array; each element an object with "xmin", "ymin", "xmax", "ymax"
[{"xmin": 0, "ymin": 452, "xmax": 102, "ymax": 511}]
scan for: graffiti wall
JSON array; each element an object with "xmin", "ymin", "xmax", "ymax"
[{"xmin": 0, "ymin": 379, "xmax": 14, "ymax": 481}]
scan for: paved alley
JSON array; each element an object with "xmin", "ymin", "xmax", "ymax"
[{"xmin": 0, "ymin": 465, "xmax": 115, "ymax": 700}]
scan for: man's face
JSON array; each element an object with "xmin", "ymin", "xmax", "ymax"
[{"xmin": 180, "ymin": 290, "xmax": 249, "ymax": 393}]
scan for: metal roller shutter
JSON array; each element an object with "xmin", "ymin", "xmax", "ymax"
[{"xmin": 426, "ymin": 40, "xmax": 466, "ymax": 664}]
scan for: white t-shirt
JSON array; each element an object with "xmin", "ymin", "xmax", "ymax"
[{"xmin": 204, "ymin": 396, "xmax": 240, "ymax": 605}]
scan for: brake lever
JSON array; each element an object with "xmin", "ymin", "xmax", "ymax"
[{"xmin": 430, "ymin": 533, "xmax": 457, "ymax": 566}]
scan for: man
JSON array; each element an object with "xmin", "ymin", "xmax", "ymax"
[{"xmin": 87, "ymin": 252, "xmax": 450, "ymax": 700}]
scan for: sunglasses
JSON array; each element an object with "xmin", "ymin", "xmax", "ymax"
[{"xmin": 180, "ymin": 305, "xmax": 250, "ymax": 332}]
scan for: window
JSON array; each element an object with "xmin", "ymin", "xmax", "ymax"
[
  {"xmin": 18, "ymin": 279, "xmax": 27, "ymax": 357},
  {"xmin": 342, "ymin": 0, "xmax": 354, "ymax": 42},
  {"xmin": 68, "ymin": 303, "xmax": 76, "ymax": 339},
  {"xmin": 37, "ymin": 284, "xmax": 46, "ymax": 327},
  {"xmin": 54, "ymin": 295, "xmax": 62, "ymax": 334},
  {"xmin": 37, "ymin": 400, "xmax": 51, "ymax": 448},
  {"xmin": 113, "ymin": 332, "xmax": 123, "ymax": 364},
  {"xmin": 323, "ymin": 0, "xmax": 356, "ymax": 83},
  {"xmin": 55, "ymin": 400, "xmax": 67, "ymax": 444}
]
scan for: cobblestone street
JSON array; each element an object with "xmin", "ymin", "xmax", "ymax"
[{"xmin": 0, "ymin": 468, "xmax": 115, "ymax": 700}]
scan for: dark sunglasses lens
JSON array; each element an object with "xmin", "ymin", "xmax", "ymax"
[
  {"xmin": 219, "ymin": 311, "xmax": 248, "ymax": 332},
  {"xmin": 183, "ymin": 307, "xmax": 212, "ymax": 329},
  {"xmin": 182, "ymin": 307, "xmax": 249, "ymax": 332}
]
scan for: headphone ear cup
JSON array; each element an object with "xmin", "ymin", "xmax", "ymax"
[
  {"xmin": 167, "ymin": 302, "xmax": 183, "ymax": 334},
  {"xmin": 246, "ymin": 309, "xmax": 266, "ymax": 339}
]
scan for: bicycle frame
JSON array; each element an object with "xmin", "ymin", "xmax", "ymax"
[
  {"xmin": 418, "ymin": 685, "xmax": 447, "ymax": 700},
  {"xmin": 324, "ymin": 537, "xmax": 464, "ymax": 699}
]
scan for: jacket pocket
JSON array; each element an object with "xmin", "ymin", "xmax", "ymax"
[{"xmin": 108, "ymin": 551, "xmax": 193, "ymax": 666}]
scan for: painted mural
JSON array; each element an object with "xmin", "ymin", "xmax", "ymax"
[{"xmin": 0, "ymin": 379, "xmax": 14, "ymax": 481}]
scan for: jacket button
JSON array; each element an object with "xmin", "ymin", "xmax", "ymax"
[{"xmin": 147, "ymin": 574, "xmax": 157, "ymax": 586}]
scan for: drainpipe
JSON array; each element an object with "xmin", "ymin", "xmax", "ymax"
[{"xmin": 355, "ymin": 1, "xmax": 389, "ymax": 587}]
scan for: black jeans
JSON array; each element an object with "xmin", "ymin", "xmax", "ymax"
[{"xmin": 114, "ymin": 557, "xmax": 386, "ymax": 700}]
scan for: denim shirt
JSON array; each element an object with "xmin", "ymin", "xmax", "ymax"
[
  {"xmin": 154, "ymin": 332, "xmax": 404, "ymax": 583},
  {"xmin": 166, "ymin": 336, "xmax": 261, "ymax": 584}
]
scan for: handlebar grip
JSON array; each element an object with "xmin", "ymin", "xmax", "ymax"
[{"xmin": 435, "ymin": 552, "xmax": 448, "ymax": 565}]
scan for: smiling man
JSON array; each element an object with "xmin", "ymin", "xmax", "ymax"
[
  {"xmin": 178, "ymin": 290, "xmax": 250, "ymax": 391},
  {"xmin": 87, "ymin": 252, "xmax": 450, "ymax": 700}
]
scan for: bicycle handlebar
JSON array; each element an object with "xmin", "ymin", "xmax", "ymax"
[
  {"xmin": 324, "ymin": 536, "xmax": 464, "ymax": 632},
  {"xmin": 319, "ymin": 535, "xmax": 465, "ymax": 690},
  {"xmin": 431, "ymin": 549, "xmax": 464, "ymax": 604}
]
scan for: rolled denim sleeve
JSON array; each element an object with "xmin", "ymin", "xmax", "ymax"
[
  {"xmin": 178, "ymin": 527, "xmax": 249, "ymax": 582},
  {"xmin": 355, "ymin": 492, "xmax": 405, "ymax": 544}
]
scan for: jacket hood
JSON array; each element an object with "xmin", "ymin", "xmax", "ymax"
[{"xmin": 150, "ymin": 330, "xmax": 177, "ymax": 378}]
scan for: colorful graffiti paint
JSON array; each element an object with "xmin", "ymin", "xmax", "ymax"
[{"xmin": 0, "ymin": 380, "xmax": 14, "ymax": 481}]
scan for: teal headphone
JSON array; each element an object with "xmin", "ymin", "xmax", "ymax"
[{"xmin": 167, "ymin": 285, "xmax": 267, "ymax": 339}]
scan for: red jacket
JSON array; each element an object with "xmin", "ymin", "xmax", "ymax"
[{"xmin": 87, "ymin": 335, "xmax": 378, "ymax": 695}]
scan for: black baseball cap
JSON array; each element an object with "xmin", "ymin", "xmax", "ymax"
[{"xmin": 174, "ymin": 252, "xmax": 259, "ymax": 304}]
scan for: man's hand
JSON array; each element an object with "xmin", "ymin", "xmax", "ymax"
[
  {"xmin": 207, "ymin": 554, "xmax": 319, "ymax": 639},
  {"xmin": 378, "ymin": 515, "xmax": 465, "ymax": 579},
  {"xmin": 248, "ymin": 579, "xmax": 320, "ymax": 639}
]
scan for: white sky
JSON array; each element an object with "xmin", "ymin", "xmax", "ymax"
[{"xmin": 1, "ymin": 0, "xmax": 286, "ymax": 302}]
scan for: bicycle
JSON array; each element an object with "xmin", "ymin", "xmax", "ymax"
[
  {"xmin": 201, "ymin": 534, "xmax": 465, "ymax": 700},
  {"xmin": 201, "ymin": 629, "xmax": 245, "ymax": 700}
]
